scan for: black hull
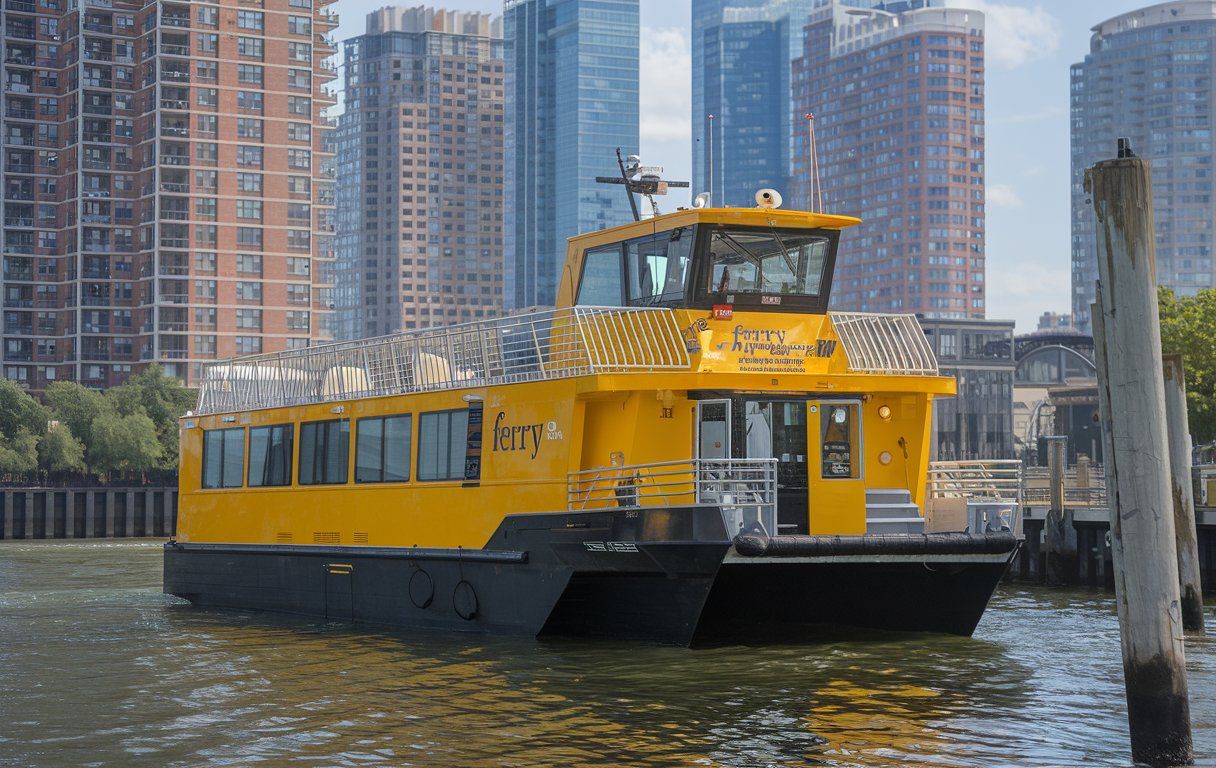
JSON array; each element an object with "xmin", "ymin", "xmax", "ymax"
[{"xmin": 165, "ymin": 508, "xmax": 1017, "ymax": 645}]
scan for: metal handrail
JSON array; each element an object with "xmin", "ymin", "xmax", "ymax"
[
  {"xmin": 927, "ymin": 460, "xmax": 1023, "ymax": 501},
  {"xmin": 567, "ymin": 458, "xmax": 778, "ymax": 537},
  {"xmin": 831, "ymin": 312, "xmax": 939, "ymax": 375},
  {"xmin": 195, "ymin": 306, "xmax": 690, "ymax": 415}
]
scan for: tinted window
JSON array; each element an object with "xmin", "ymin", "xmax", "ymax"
[
  {"xmin": 418, "ymin": 410, "xmax": 469, "ymax": 481},
  {"xmin": 202, "ymin": 427, "xmax": 244, "ymax": 489},
  {"xmin": 626, "ymin": 228, "xmax": 692, "ymax": 306},
  {"xmin": 356, "ymin": 414, "xmax": 411, "ymax": 483},
  {"xmin": 248, "ymin": 424, "xmax": 293, "ymax": 487},
  {"xmin": 575, "ymin": 244, "xmax": 623, "ymax": 306},
  {"xmin": 705, "ymin": 228, "xmax": 829, "ymax": 297},
  {"xmin": 298, "ymin": 419, "xmax": 349, "ymax": 485}
]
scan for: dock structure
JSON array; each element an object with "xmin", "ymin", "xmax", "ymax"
[{"xmin": 0, "ymin": 487, "xmax": 178, "ymax": 540}]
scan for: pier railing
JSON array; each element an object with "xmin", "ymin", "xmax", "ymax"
[
  {"xmin": 830, "ymin": 312, "xmax": 939, "ymax": 375},
  {"xmin": 567, "ymin": 458, "xmax": 778, "ymax": 537},
  {"xmin": 196, "ymin": 306, "xmax": 690, "ymax": 415}
]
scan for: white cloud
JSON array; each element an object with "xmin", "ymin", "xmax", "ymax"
[
  {"xmin": 946, "ymin": 0, "xmax": 1061, "ymax": 69},
  {"xmin": 639, "ymin": 27, "xmax": 692, "ymax": 143},
  {"xmin": 987, "ymin": 183, "xmax": 1023, "ymax": 208},
  {"xmin": 985, "ymin": 259, "xmax": 1071, "ymax": 331}
]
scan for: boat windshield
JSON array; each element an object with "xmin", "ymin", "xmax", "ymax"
[{"xmin": 705, "ymin": 228, "xmax": 830, "ymax": 298}]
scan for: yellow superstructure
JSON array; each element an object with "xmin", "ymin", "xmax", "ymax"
[{"xmin": 177, "ymin": 207, "xmax": 953, "ymax": 548}]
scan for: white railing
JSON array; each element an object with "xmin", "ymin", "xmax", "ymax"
[
  {"xmin": 928, "ymin": 460, "xmax": 1023, "ymax": 501},
  {"xmin": 1021, "ymin": 465, "xmax": 1108, "ymax": 508},
  {"xmin": 830, "ymin": 312, "xmax": 939, "ymax": 375},
  {"xmin": 196, "ymin": 306, "xmax": 690, "ymax": 415},
  {"xmin": 567, "ymin": 458, "xmax": 778, "ymax": 537},
  {"xmin": 928, "ymin": 459, "xmax": 1023, "ymax": 534}
]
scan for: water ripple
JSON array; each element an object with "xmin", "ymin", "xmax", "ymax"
[{"xmin": 0, "ymin": 541, "xmax": 1213, "ymax": 767}]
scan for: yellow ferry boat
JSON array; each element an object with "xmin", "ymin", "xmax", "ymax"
[{"xmin": 165, "ymin": 200, "xmax": 1019, "ymax": 645}]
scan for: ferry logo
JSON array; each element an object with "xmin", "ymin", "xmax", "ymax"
[
  {"xmin": 492, "ymin": 411, "xmax": 544, "ymax": 459},
  {"xmin": 712, "ymin": 304, "xmax": 733, "ymax": 320}
]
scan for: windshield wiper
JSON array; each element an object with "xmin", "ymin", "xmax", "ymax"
[{"xmin": 765, "ymin": 222, "xmax": 801, "ymax": 284}]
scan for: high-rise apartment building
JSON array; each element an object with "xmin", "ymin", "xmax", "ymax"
[
  {"xmin": 335, "ymin": 7, "xmax": 503, "ymax": 340},
  {"xmin": 1070, "ymin": 1, "xmax": 1216, "ymax": 332},
  {"xmin": 691, "ymin": 1, "xmax": 983, "ymax": 318},
  {"xmin": 0, "ymin": 0, "xmax": 337, "ymax": 390},
  {"xmin": 791, "ymin": 2, "xmax": 985, "ymax": 317},
  {"xmin": 503, "ymin": 0, "xmax": 639, "ymax": 310}
]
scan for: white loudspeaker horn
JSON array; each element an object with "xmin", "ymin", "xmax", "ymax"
[
  {"xmin": 755, "ymin": 188, "xmax": 782, "ymax": 209},
  {"xmin": 692, "ymin": 192, "xmax": 710, "ymax": 209}
]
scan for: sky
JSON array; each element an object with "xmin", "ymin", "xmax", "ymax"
[{"xmin": 335, "ymin": 0, "xmax": 1156, "ymax": 332}]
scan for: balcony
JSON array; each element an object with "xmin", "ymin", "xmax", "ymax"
[
  {"xmin": 161, "ymin": 16, "xmax": 190, "ymax": 28},
  {"xmin": 6, "ymin": 107, "xmax": 35, "ymax": 119},
  {"xmin": 5, "ymin": 0, "xmax": 36, "ymax": 12},
  {"xmin": 4, "ymin": 217, "xmax": 34, "ymax": 228},
  {"xmin": 160, "ymin": 98, "xmax": 188, "ymax": 111},
  {"xmin": 159, "ymin": 155, "xmax": 189, "ymax": 166}
]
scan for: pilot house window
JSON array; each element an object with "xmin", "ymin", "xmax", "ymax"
[
  {"xmin": 356, "ymin": 415, "xmax": 412, "ymax": 483},
  {"xmin": 298, "ymin": 419, "xmax": 349, "ymax": 485},
  {"xmin": 575, "ymin": 245, "xmax": 622, "ymax": 306},
  {"xmin": 706, "ymin": 228, "xmax": 829, "ymax": 297},
  {"xmin": 202, "ymin": 427, "xmax": 244, "ymax": 489}
]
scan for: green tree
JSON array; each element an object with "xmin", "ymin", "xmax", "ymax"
[
  {"xmin": 88, "ymin": 411, "xmax": 164, "ymax": 476},
  {"xmin": 38, "ymin": 424, "xmax": 87, "ymax": 474},
  {"xmin": 0, "ymin": 379, "xmax": 48, "ymax": 440},
  {"xmin": 105, "ymin": 364, "xmax": 194, "ymax": 469},
  {"xmin": 1158, "ymin": 286, "xmax": 1216, "ymax": 443},
  {"xmin": 0, "ymin": 429, "xmax": 40, "ymax": 476},
  {"xmin": 43, "ymin": 381, "xmax": 109, "ymax": 447}
]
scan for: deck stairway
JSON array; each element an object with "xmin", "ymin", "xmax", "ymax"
[{"xmin": 865, "ymin": 488, "xmax": 925, "ymax": 534}]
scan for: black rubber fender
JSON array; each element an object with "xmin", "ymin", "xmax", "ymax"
[{"xmin": 734, "ymin": 531, "xmax": 1019, "ymax": 557}]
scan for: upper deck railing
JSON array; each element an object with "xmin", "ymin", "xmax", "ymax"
[
  {"xmin": 193, "ymin": 307, "xmax": 943, "ymax": 416},
  {"xmin": 831, "ymin": 312, "xmax": 939, "ymax": 375},
  {"xmin": 195, "ymin": 306, "xmax": 690, "ymax": 415}
]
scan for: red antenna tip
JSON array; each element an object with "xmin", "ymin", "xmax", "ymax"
[{"xmin": 805, "ymin": 113, "xmax": 814, "ymax": 120}]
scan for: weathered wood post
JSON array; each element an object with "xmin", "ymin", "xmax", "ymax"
[
  {"xmin": 1163, "ymin": 353, "xmax": 1205, "ymax": 633},
  {"xmin": 1044, "ymin": 436, "xmax": 1075, "ymax": 584},
  {"xmin": 1087, "ymin": 145, "xmax": 1193, "ymax": 766}
]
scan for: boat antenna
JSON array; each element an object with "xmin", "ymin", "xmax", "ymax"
[
  {"xmin": 595, "ymin": 150, "xmax": 689, "ymax": 221},
  {"xmin": 805, "ymin": 112, "xmax": 824, "ymax": 212},
  {"xmin": 708, "ymin": 114, "xmax": 715, "ymax": 207}
]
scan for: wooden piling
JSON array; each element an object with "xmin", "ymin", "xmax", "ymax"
[
  {"xmin": 1163, "ymin": 353, "xmax": 1205, "ymax": 633},
  {"xmin": 1044, "ymin": 436, "xmax": 1076, "ymax": 585},
  {"xmin": 1088, "ymin": 151, "xmax": 1193, "ymax": 766}
]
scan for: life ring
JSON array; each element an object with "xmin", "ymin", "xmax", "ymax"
[
  {"xmin": 408, "ymin": 568, "xmax": 434, "ymax": 609},
  {"xmin": 452, "ymin": 579, "xmax": 478, "ymax": 620}
]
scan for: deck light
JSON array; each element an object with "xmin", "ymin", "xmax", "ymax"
[
  {"xmin": 877, "ymin": 405, "xmax": 892, "ymax": 420},
  {"xmin": 879, "ymin": 451, "xmax": 893, "ymax": 465}
]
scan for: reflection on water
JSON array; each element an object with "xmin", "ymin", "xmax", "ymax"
[{"xmin": 0, "ymin": 541, "xmax": 1213, "ymax": 767}]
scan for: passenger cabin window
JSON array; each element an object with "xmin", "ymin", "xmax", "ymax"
[
  {"xmin": 576, "ymin": 244, "xmax": 623, "ymax": 305},
  {"xmin": 356, "ymin": 414, "xmax": 411, "ymax": 483},
  {"xmin": 248, "ymin": 424, "xmax": 293, "ymax": 487},
  {"xmin": 418, "ymin": 410, "xmax": 468, "ymax": 481},
  {"xmin": 704, "ymin": 227, "xmax": 830, "ymax": 299},
  {"xmin": 202, "ymin": 427, "xmax": 245, "ymax": 489},
  {"xmin": 298, "ymin": 419, "xmax": 349, "ymax": 485},
  {"xmin": 626, "ymin": 228, "xmax": 692, "ymax": 306}
]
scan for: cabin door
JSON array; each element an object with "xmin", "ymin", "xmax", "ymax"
[
  {"xmin": 696, "ymin": 399, "xmax": 731, "ymax": 459},
  {"xmin": 742, "ymin": 400, "xmax": 809, "ymax": 535},
  {"xmin": 808, "ymin": 400, "xmax": 867, "ymax": 535}
]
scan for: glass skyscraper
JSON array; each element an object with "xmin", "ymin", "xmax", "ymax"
[
  {"xmin": 691, "ymin": 1, "xmax": 941, "ymax": 206},
  {"xmin": 1070, "ymin": 1, "xmax": 1216, "ymax": 332},
  {"xmin": 503, "ymin": 0, "xmax": 640, "ymax": 310}
]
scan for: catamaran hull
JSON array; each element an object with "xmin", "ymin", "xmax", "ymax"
[{"xmin": 164, "ymin": 512, "xmax": 1017, "ymax": 645}]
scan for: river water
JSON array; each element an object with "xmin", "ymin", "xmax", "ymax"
[{"xmin": 1, "ymin": 540, "xmax": 1213, "ymax": 767}]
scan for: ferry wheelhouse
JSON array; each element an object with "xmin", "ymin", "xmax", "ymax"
[{"xmin": 166, "ymin": 204, "xmax": 1019, "ymax": 645}]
